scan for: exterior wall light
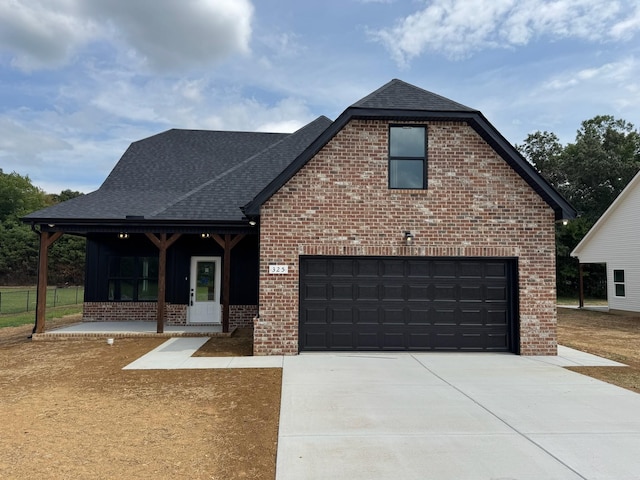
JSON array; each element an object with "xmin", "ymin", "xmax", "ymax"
[
  {"xmin": 118, "ymin": 233, "xmax": 129, "ymax": 239},
  {"xmin": 404, "ymin": 231, "xmax": 414, "ymax": 246},
  {"xmin": 249, "ymin": 219, "xmax": 257, "ymax": 226},
  {"xmin": 201, "ymin": 233, "xmax": 211, "ymax": 238}
]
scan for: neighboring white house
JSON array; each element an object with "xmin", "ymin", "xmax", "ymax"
[{"xmin": 572, "ymin": 169, "xmax": 640, "ymax": 313}]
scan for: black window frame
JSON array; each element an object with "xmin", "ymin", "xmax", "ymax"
[
  {"xmin": 613, "ymin": 269, "xmax": 625, "ymax": 297},
  {"xmin": 107, "ymin": 255, "xmax": 159, "ymax": 302},
  {"xmin": 388, "ymin": 125, "xmax": 428, "ymax": 190}
]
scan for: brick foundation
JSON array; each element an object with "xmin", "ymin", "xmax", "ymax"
[
  {"xmin": 255, "ymin": 120, "xmax": 557, "ymax": 356},
  {"xmin": 83, "ymin": 302, "xmax": 257, "ymax": 328}
]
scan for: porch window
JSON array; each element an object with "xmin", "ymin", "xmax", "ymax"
[
  {"xmin": 613, "ymin": 269, "xmax": 625, "ymax": 297},
  {"xmin": 108, "ymin": 256, "xmax": 159, "ymax": 301},
  {"xmin": 389, "ymin": 125, "xmax": 427, "ymax": 189}
]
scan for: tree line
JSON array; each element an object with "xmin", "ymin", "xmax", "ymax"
[
  {"xmin": 517, "ymin": 115, "xmax": 640, "ymax": 297},
  {"xmin": 1, "ymin": 114, "xmax": 639, "ymax": 294},
  {"xmin": 0, "ymin": 169, "xmax": 85, "ymax": 285}
]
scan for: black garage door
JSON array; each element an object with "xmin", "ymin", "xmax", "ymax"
[{"xmin": 299, "ymin": 256, "xmax": 517, "ymax": 352}]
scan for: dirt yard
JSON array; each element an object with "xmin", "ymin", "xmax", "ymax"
[
  {"xmin": 0, "ymin": 308, "xmax": 637, "ymax": 479},
  {"xmin": 0, "ymin": 317, "xmax": 281, "ymax": 480},
  {"xmin": 558, "ymin": 307, "xmax": 640, "ymax": 394}
]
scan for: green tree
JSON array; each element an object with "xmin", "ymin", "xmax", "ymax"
[
  {"xmin": 0, "ymin": 169, "xmax": 48, "ymax": 222},
  {"xmin": 0, "ymin": 171, "xmax": 86, "ymax": 285},
  {"xmin": 561, "ymin": 115, "xmax": 640, "ymax": 222},
  {"xmin": 518, "ymin": 115, "xmax": 640, "ymax": 298}
]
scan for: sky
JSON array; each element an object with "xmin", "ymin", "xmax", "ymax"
[{"xmin": 0, "ymin": 0, "xmax": 639, "ymax": 194}]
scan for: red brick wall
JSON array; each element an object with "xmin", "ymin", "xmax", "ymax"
[
  {"xmin": 83, "ymin": 302, "xmax": 187, "ymax": 324},
  {"xmin": 256, "ymin": 120, "xmax": 557, "ymax": 355},
  {"xmin": 83, "ymin": 302, "xmax": 258, "ymax": 329}
]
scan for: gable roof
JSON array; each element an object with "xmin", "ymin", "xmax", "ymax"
[
  {"xmin": 243, "ymin": 79, "xmax": 576, "ymax": 221},
  {"xmin": 571, "ymin": 168, "xmax": 640, "ymax": 258},
  {"xmin": 23, "ymin": 117, "xmax": 332, "ymax": 227},
  {"xmin": 25, "ymin": 79, "xmax": 575, "ymax": 230}
]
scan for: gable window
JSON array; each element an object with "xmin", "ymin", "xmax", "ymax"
[
  {"xmin": 613, "ymin": 269, "xmax": 625, "ymax": 297},
  {"xmin": 389, "ymin": 125, "xmax": 427, "ymax": 189},
  {"xmin": 108, "ymin": 256, "xmax": 159, "ymax": 301}
]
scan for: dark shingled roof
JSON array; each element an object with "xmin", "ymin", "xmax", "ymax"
[
  {"xmin": 24, "ymin": 117, "xmax": 332, "ymax": 225},
  {"xmin": 24, "ymin": 79, "xmax": 576, "ymax": 227},
  {"xmin": 350, "ymin": 79, "xmax": 475, "ymax": 112}
]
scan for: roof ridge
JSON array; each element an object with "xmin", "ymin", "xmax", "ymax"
[{"xmin": 350, "ymin": 78, "xmax": 475, "ymax": 112}]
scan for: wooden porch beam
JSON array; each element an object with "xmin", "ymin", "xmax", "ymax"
[
  {"xmin": 211, "ymin": 234, "xmax": 245, "ymax": 333},
  {"xmin": 34, "ymin": 231, "xmax": 64, "ymax": 334},
  {"xmin": 145, "ymin": 233, "xmax": 182, "ymax": 333},
  {"xmin": 578, "ymin": 263, "xmax": 585, "ymax": 309}
]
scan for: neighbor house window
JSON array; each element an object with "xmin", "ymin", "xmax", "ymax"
[
  {"xmin": 108, "ymin": 256, "xmax": 159, "ymax": 301},
  {"xmin": 389, "ymin": 125, "xmax": 427, "ymax": 189},
  {"xmin": 613, "ymin": 269, "xmax": 625, "ymax": 297}
]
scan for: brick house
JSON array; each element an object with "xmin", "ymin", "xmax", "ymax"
[{"xmin": 25, "ymin": 79, "xmax": 575, "ymax": 355}]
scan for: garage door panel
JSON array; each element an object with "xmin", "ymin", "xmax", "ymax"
[
  {"xmin": 331, "ymin": 283, "xmax": 353, "ymax": 300},
  {"xmin": 407, "ymin": 260, "xmax": 430, "ymax": 278},
  {"xmin": 486, "ymin": 262, "xmax": 507, "ymax": 278},
  {"xmin": 304, "ymin": 259, "xmax": 330, "ymax": 276},
  {"xmin": 486, "ymin": 286, "xmax": 507, "ymax": 301},
  {"xmin": 330, "ymin": 308, "xmax": 353, "ymax": 324},
  {"xmin": 460, "ymin": 285, "xmax": 482, "ymax": 301},
  {"xmin": 330, "ymin": 259, "xmax": 355, "ymax": 277},
  {"xmin": 356, "ymin": 284, "xmax": 378, "ymax": 300},
  {"xmin": 355, "ymin": 332, "xmax": 380, "ymax": 349},
  {"xmin": 431, "ymin": 308, "xmax": 456, "ymax": 324},
  {"xmin": 355, "ymin": 307, "xmax": 378, "ymax": 324},
  {"xmin": 460, "ymin": 262, "xmax": 483, "ymax": 278},
  {"xmin": 487, "ymin": 309, "xmax": 508, "ymax": 325},
  {"xmin": 408, "ymin": 284, "xmax": 430, "ymax": 300},
  {"xmin": 299, "ymin": 256, "xmax": 515, "ymax": 352},
  {"xmin": 382, "ymin": 284, "xmax": 404, "ymax": 300},
  {"xmin": 433, "ymin": 261, "xmax": 457, "ymax": 278},
  {"xmin": 434, "ymin": 284, "xmax": 456, "ymax": 300},
  {"xmin": 381, "ymin": 260, "xmax": 405, "ymax": 277},
  {"xmin": 303, "ymin": 283, "xmax": 328, "ymax": 300},
  {"xmin": 381, "ymin": 308, "xmax": 405, "ymax": 324},
  {"xmin": 304, "ymin": 307, "xmax": 328, "ymax": 325},
  {"xmin": 459, "ymin": 309, "xmax": 483, "ymax": 325},
  {"xmin": 356, "ymin": 260, "xmax": 379, "ymax": 277}
]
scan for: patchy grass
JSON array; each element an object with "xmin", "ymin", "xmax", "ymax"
[
  {"xmin": 0, "ymin": 305, "xmax": 83, "ymax": 328},
  {"xmin": 558, "ymin": 307, "xmax": 640, "ymax": 394}
]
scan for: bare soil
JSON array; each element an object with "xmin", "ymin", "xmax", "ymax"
[
  {"xmin": 1, "ymin": 308, "xmax": 636, "ymax": 479},
  {"xmin": 0, "ymin": 316, "xmax": 281, "ymax": 480},
  {"xmin": 558, "ymin": 307, "xmax": 640, "ymax": 394}
]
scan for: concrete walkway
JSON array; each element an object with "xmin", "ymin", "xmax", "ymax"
[
  {"xmin": 277, "ymin": 352, "xmax": 638, "ymax": 480},
  {"xmin": 119, "ymin": 339, "xmax": 637, "ymax": 479}
]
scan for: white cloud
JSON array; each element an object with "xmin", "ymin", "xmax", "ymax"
[
  {"xmin": 0, "ymin": 0, "xmax": 254, "ymax": 72},
  {"xmin": 371, "ymin": 0, "xmax": 640, "ymax": 65},
  {"xmin": 0, "ymin": 117, "xmax": 72, "ymax": 163},
  {"xmin": 0, "ymin": 0, "xmax": 97, "ymax": 71},
  {"xmin": 84, "ymin": 0, "xmax": 254, "ymax": 72}
]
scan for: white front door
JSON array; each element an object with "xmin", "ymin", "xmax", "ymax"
[{"xmin": 188, "ymin": 256, "xmax": 221, "ymax": 324}]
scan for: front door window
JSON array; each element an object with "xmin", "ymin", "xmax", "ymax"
[{"xmin": 188, "ymin": 256, "xmax": 221, "ymax": 323}]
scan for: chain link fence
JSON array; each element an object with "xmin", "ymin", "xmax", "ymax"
[{"xmin": 0, "ymin": 287, "xmax": 84, "ymax": 315}]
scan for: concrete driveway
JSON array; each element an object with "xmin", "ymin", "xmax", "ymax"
[{"xmin": 276, "ymin": 350, "xmax": 640, "ymax": 480}]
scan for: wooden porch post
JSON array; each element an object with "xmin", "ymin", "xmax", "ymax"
[
  {"xmin": 578, "ymin": 263, "xmax": 585, "ymax": 308},
  {"xmin": 145, "ymin": 233, "xmax": 181, "ymax": 333},
  {"xmin": 213, "ymin": 234, "xmax": 245, "ymax": 333},
  {"xmin": 34, "ymin": 231, "xmax": 64, "ymax": 334}
]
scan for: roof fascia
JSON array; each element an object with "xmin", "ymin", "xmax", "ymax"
[
  {"xmin": 244, "ymin": 107, "xmax": 576, "ymax": 220},
  {"xmin": 23, "ymin": 218, "xmax": 256, "ymax": 235}
]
